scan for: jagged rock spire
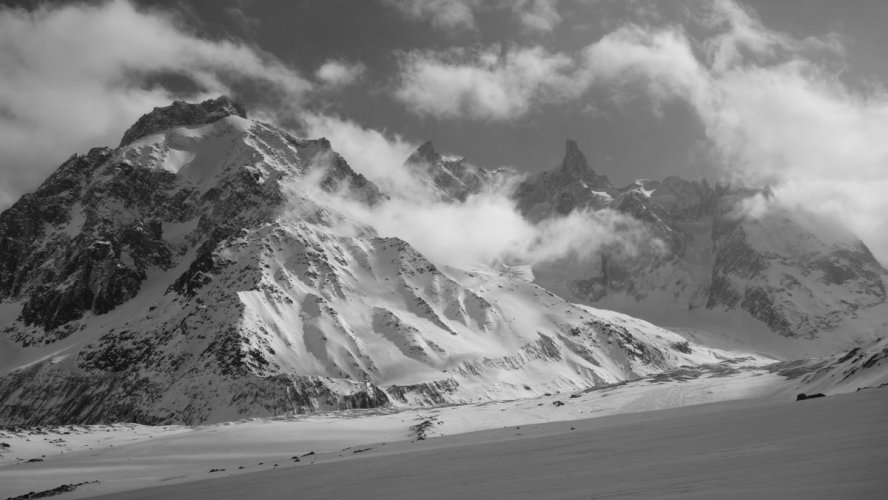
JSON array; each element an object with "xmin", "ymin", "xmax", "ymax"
[
  {"xmin": 561, "ymin": 139, "xmax": 592, "ymax": 177},
  {"xmin": 557, "ymin": 139, "xmax": 612, "ymax": 189},
  {"xmin": 119, "ymin": 96, "xmax": 247, "ymax": 147}
]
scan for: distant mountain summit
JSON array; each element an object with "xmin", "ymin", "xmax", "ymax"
[
  {"xmin": 119, "ymin": 95, "xmax": 248, "ymax": 146},
  {"xmin": 560, "ymin": 139, "xmax": 609, "ymax": 183},
  {"xmin": 514, "ymin": 142, "xmax": 887, "ymax": 339},
  {"xmin": 405, "ymin": 140, "xmax": 440, "ymax": 165},
  {"xmin": 516, "ymin": 139, "xmax": 614, "ymax": 219},
  {"xmin": 403, "ymin": 140, "xmax": 495, "ymax": 202}
]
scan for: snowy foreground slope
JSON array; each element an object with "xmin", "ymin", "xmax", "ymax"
[
  {"xmin": 0, "ymin": 379, "xmax": 884, "ymax": 499},
  {"xmin": 0, "ymin": 97, "xmax": 764, "ymax": 425},
  {"xmin": 127, "ymin": 388, "xmax": 885, "ymax": 500}
]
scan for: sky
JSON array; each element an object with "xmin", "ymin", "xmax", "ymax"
[{"xmin": 1, "ymin": 0, "xmax": 888, "ymax": 263}]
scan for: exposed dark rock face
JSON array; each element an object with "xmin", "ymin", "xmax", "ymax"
[
  {"xmin": 4, "ymin": 480, "xmax": 99, "ymax": 500},
  {"xmin": 0, "ymin": 364, "xmax": 391, "ymax": 425},
  {"xmin": 0, "ymin": 147, "xmax": 179, "ymax": 338},
  {"xmin": 0, "ymin": 149, "xmax": 110, "ymax": 298},
  {"xmin": 313, "ymin": 138, "xmax": 383, "ymax": 205},
  {"xmin": 386, "ymin": 379, "xmax": 461, "ymax": 406},
  {"xmin": 0, "ymin": 152, "xmax": 197, "ymax": 340},
  {"xmin": 119, "ymin": 95, "xmax": 247, "ymax": 146}
]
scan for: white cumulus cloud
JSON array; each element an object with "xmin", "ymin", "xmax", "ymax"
[
  {"xmin": 578, "ymin": 0, "xmax": 888, "ymax": 264},
  {"xmin": 394, "ymin": 45, "xmax": 582, "ymax": 121},
  {"xmin": 383, "ymin": 0, "xmax": 565, "ymax": 33},
  {"xmin": 315, "ymin": 60, "xmax": 367, "ymax": 87},
  {"xmin": 510, "ymin": 0, "xmax": 562, "ymax": 33},
  {"xmin": 0, "ymin": 0, "xmax": 312, "ymax": 208},
  {"xmin": 383, "ymin": 0, "xmax": 481, "ymax": 30}
]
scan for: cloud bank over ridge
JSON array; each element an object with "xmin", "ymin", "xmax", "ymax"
[
  {"xmin": 390, "ymin": 0, "xmax": 888, "ymax": 264},
  {"xmin": 1, "ymin": 0, "xmax": 886, "ymax": 265},
  {"xmin": 301, "ymin": 115, "xmax": 657, "ymax": 270}
]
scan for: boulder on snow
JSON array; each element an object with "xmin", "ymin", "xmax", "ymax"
[{"xmin": 796, "ymin": 393, "xmax": 826, "ymax": 401}]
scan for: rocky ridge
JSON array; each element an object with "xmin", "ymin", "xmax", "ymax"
[
  {"xmin": 403, "ymin": 141, "xmax": 499, "ymax": 202},
  {"xmin": 119, "ymin": 96, "xmax": 248, "ymax": 147}
]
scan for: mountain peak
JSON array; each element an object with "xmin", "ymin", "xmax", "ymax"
[
  {"xmin": 561, "ymin": 139, "xmax": 592, "ymax": 177},
  {"xmin": 119, "ymin": 95, "xmax": 247, "ymax": 147},
  {"xmin": 559, "ymin": 139, "xmax": 612, "ymax": 190},
  {"xmin": 406, "ymin": 140, "xmax": 441, "ymax": 165}
]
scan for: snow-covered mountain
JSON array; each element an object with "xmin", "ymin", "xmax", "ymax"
[
  {"xmin": 0, "ymin": 97, "xmax": 751, "ymax": 426},
  {"xmin": 515, "ymin": 140, "xmax": 888, "ymax": 339},
  {"xmin": 403, "ymin": 140, "xmax": 501, "ymax": 202}
]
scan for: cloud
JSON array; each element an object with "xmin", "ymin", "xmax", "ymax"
[
  {"xmin": 581, "ymin": 24, "xmax": 709, "ymax": 109},
  {"xmin": 0, "ymin": 0, "xmax": 312, "ymax": 208},
  {"xmin": 510, "ymin": 0, "xmax": 562, "ymax": 33},
  {"xmin": 389, "ymin": 0, "xmax": 888, "ymax": 264},
  {"xmin": 315, "ymin": 60, "xmax": 367, "ymax": 87},
  {"xmin": 394, "ymin": 45, "xmax": 582, "ymax": 120},
  {"xmin": 575, "ymin": 0, "xmax": 888, "ymax": 264},
  {"xmin": 383, "ymin": 0, "xmax": 565, "ymax": 33},
  {"xmin": 383, "ymin": 0, "xmax": 481, "ymax": 30},
  {"xmin": 296, "ymin": 161, "xmax": 653, "ymax": 270},
  {"xmin": 342, "ymin": 193, "xmax": 651, "ymax": 269},
  {"xmin": 225, "ymin": 0, "xmax": 261, "ymax": 35},
  {"xmin": 695, "ymin": 0, "xmax": 843, "ymax": 72},
  {"xmin": 300, "ymin": 113, "xmax": 425, "ymax": 197},
  {"xmin": 290, "ymin": 114, "xmax": 655, "ymax": 270}
]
